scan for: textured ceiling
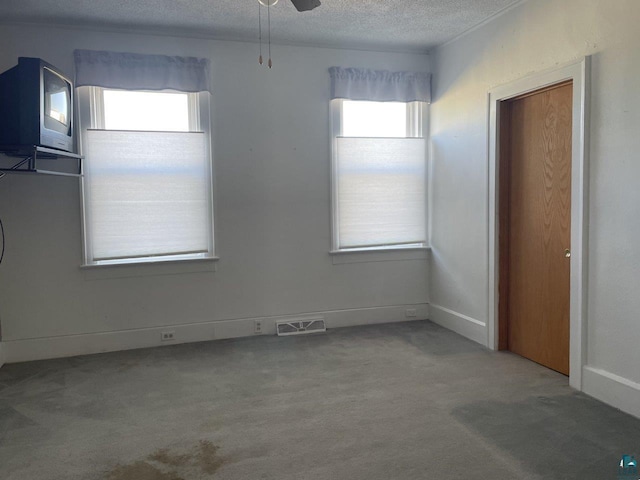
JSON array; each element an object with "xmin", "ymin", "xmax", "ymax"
[{"xmin": 0, "ymin": 0, "xmax": 523, "ymax": 53}]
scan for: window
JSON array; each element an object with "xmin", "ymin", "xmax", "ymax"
[
  {"xmin": 74, "ymin": 50, "xmax": 213, "ymax": 266},
  {"xmin": 79, "ymin": 87, "xmax": 214, "ymax": 265},
  {"xmin": 102, "ymin": 90, "xmax": 191, "ymax": 131},
  {"xmin": 331, "ymin": 99, "xmax": 427, "ymax": 252}
]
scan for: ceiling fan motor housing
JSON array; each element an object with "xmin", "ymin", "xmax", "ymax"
[{"xmin": 290, "ymin": 0, "xmax": 321, "ymax": 11}]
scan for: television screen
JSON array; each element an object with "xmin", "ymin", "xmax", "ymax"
[{"xmin": 43, "ymin": 67, "xmax": 71, "ymax": 133}]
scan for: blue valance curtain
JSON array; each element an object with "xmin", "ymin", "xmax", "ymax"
[
  {"xmin": 329, "ymin": 67, "xmax": 431, "ymax": 103},
  {"xmin": 73, "ymin": 49, "xmax": 210, "ymax": 93}
]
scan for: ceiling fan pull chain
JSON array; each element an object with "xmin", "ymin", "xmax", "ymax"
[
  {"xmin": 258, "ymin": 2, "xmax": 263, "ymax": 65},
  {"xmin": 267, "ymin": 0, "xmax": 272, "ymax": 68}
]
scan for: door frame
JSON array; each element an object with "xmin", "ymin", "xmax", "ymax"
[{"xmin": 487, "ymin": 58, "xmax": 590, "ymax": 390}]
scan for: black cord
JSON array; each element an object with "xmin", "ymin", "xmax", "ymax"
[
  {"xmin": 0, "ymin": 155, "xmax": 15, "ymax": 266},
  {"xmin": 0, "ymin": 216, "xmax": 4, "ymax": 265},
  {"xmin": 0, "ymin": 172, "xmax": 4, "ymax": 264}
]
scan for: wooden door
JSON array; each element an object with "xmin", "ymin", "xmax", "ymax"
[{"xmin": 499, "ymin": 82, "xmax": 572, "ymax": 375}]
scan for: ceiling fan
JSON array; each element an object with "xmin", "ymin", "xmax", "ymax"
[
  {"xmin": 258, "ymin": 0, "xmax": 321, "ymax": 12},
  {"xmin": 257, "ymin": 0, "xmax": 321, "ymax": 68}
]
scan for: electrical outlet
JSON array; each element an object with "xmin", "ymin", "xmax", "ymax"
[
  {"xmin": 254, "ymin": 320, "xmax": 262, "ymax": 334},
  {"xmin": 161, "ymin": 331, "xmax": 175, "ymax": 341},
  {"xmin": 405, "ymin": 308, "xmax": 417, "ymax": 318}
]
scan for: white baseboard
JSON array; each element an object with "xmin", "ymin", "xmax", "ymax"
[
  {"xmin": 428, "ymin": 304, "xmax": 487, "ymax": 346},
  {"xmin": 2, "ymin": 303, "xmax": 429, "ymax": 364},
  {"xmin": 582, "ymin": 366, "xmax": 640, "ymax": 419}
]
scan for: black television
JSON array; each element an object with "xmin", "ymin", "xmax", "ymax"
[{"xmin": 0, "ymin": 57, "xmax": 74, "ymax": 153}]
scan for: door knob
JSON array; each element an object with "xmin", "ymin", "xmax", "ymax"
[{"xmin": 564, "ymin": 249, "xmax": 571, "ymax": 258}]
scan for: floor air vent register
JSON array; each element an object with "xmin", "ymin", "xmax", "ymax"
[{"xmin": 276, "ymin": 318, "xmax": 326, "ymax": 336}]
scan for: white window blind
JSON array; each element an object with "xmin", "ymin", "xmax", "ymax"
[
  {"xmin": 336, "ymin": 137, "xmax": 426, "ymax": 249},
  {"xmin": 84, "ymin": 130, "xmax": 211, "ymax": 261}
]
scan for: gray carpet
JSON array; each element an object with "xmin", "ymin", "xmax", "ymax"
[{"xmin": 0, "ymin": 320, "xmax": 638, "ymax": 479}]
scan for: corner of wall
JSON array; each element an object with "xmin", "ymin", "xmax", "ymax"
[
  {"xmin": 428, "ymin": 304, "xmax": 487, "ymax": 346},
  {"xmin": 0, "ymin": 341, "xmax": 4, "ymax": 369},
  {"xmin": 583, "ymin": 366, "xmax": 640, "ymax": 420}
]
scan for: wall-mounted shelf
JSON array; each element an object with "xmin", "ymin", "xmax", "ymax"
[{"xmin": 0, "ymin": 145, "xmax": 83, "ymax": 177}]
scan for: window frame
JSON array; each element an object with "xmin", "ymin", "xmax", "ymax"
[
  {"xmin": 329, "ymin": 98, "xmax": 429, "ymax": 253},
  {"xmin": 77, "ymin": 86, "xmax": 216, "ymax": 267}
]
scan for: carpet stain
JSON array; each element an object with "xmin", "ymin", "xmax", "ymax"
[
  {"xmin": 148, "ymin": 449, "xmax": 191, "ymax": 467},
  {"xmin": 106, "ymin": 461, "xmax": 183, "ymax": 480},
  {"xmin": 105, "ymin": 440, "xmax": 224, "ymax": 479},
  {"xmin": 196, "ymin": 440, "xmax": 224, "ymax": 474}
]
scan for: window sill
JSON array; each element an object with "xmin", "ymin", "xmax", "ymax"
[
  {"xmin": 330, "ymin": 245, "xmax": 430, "ymax": 255},
  {"xmin": 330, "ymin": 245, "xmax": 430, "ymax": 265},
  {"xmin": 81, "ymin": 256, "xmax": 219, "ymax": 280}
]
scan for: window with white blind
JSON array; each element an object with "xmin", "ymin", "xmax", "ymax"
[
  {"xmin": 79, "ymin": 86, "xmax": 214, "ymax": 265},
  {"xmin": 331, "ymin": 99, "xmax": 427, "ymax": 252}
]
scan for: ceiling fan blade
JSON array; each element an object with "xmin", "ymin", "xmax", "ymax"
[{"xmin": 290, "ymin": 0, "xmax": 321, "ymax": 12}]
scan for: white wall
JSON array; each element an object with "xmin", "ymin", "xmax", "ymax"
[
  {"xmin": 0, "ymin": 24, "xmax": 430, "ymax": 361},
  {"xmin": 430, "ymin": 0, "xmax": 640, "ymax": 417}
]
